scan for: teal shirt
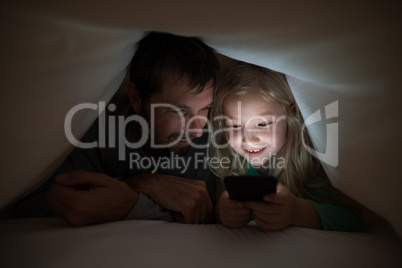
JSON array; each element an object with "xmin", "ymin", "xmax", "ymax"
[{"xmin": 247, "ymin": 164, "xmax": 365, "ymax": 232}]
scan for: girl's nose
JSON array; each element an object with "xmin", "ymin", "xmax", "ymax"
[{"xmin": 242, "ymin": 129, "xmax": 260, "ymax": 143}]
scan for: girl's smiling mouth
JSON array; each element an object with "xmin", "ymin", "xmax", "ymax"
[{"xmin": 243, "ymin": 147, "xmax": 266, "ymax": 156}]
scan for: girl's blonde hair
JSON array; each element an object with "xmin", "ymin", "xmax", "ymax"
[{"xmin": 208, "ymin": 62, "xmax": 349, "ymax": 205}]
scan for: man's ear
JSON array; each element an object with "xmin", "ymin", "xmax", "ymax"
[{"xmin": 128, "ymin": 82, "xmax": 142, "ymax": 114}]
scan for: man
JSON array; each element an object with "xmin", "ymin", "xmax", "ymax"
[{"xmin": 14, "ymin": 32, "xmax": 220, "ymax": 226}]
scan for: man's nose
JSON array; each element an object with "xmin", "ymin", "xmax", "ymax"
[{"xmin": 187, "ymin": 116, "xmax": 205, "ymax": 138}]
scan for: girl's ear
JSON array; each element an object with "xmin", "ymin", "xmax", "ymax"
[{"xmin": 128, "ymin": 82, "xmax": 142, "ymax": 114}]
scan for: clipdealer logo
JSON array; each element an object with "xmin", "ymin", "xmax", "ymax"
[{"xmin": 63, "ymin": 100, "xmax": 339, "ymax": 167}]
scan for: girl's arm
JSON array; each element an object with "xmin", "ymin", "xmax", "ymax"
[
  {"xmin": 292, "ymin": 197, "xmax": 322, "ymax": 229},
  {"xmin": 305, "ymin": 186, "xmax": 365, "ymax": 232},
  {"xmin": 306, "ymin": 200, "xmax": 365, "ymax": 232}
]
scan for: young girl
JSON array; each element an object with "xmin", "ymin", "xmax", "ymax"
[{"xmin": 208, "ymin": 62, "xmax": 364, "ymax": 231}]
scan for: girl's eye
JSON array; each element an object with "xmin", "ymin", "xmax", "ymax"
[
  {"xmin": 231, "ymin": 124, "xmax": 242, "ymax": 129},
  {"xmin": 258, "ymin": 122, "xmax": 272, "ymax": 127}
]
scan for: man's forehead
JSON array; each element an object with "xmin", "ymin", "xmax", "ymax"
[{"xmin": 162, "ymin": 76, "xmax": 212, "ymax": 95}]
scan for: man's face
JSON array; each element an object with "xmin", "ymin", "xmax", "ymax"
[{"xmin": 141, "ymin": 75, "xmax": 213, "ymax": 155}]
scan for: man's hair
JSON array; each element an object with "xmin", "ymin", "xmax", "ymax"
[{"xmin": 129, "ymin": 32, "xmax": 220, "ymax": 100}]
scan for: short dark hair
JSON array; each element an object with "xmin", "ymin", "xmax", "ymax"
[{"xmin": 129, "ymin": 32, "xmax": 220, "ymax": 101}]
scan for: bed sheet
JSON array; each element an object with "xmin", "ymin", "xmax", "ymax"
[{"xmin": 0, "ymin": 218, "xmax": 401, "ymax": 268}]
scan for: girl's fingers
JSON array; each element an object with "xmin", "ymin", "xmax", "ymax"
[
  {"xmin": 220, "ymin": 191, "xmax": 245, "ymax": 209},
  {"xmin": 254, "ymin": 217, "xmax": 284, "ymax": 231},
  {"xmin": 244, "ymin": 201, "xmax": 281, "ymax": 214},
  {"xmin": 223, "ymin": 206, "xmax": 252, "ymax": 217},
  {"xmin": 253, "ymin": 210, "xmax": 280, "ymax": 223}
]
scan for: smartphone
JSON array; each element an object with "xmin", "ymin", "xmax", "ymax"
[{"xmin": 224, "ymin": 175, "xmax": 278, "ymax": 201}]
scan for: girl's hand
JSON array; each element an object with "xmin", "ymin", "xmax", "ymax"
[
  {"xmin": 244, "ymin": 183, "xmax": 296, "ymax": 231},
  {"xmin": 216, "ymin": 191, "xmax": 252, "ymax": 228},
  {"xmin": 244, "ymin": 183, "xmax": 322, "ymax": 230}
]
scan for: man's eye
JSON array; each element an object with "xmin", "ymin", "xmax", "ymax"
[
  {"xmin": 171, "ymin": 108, "xmax": 188, "ymax": 115},
  {"xmin": 200, "ymin": 107, "xmax": 210, "ymax": 114},
  {"xmin": 198, "ymin": 106, "xmax": 211, "ymax": 116}
]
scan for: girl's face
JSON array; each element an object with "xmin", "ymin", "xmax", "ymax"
[{"xmin": 223, "ymin": 89, "xmax": 287, "ymax": 167}]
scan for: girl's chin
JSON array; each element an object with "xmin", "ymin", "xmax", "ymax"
[{"xmin": 247, "ymin": 157, "xmax": 270, "ymax": 167}]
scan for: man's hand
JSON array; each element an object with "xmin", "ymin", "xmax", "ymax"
[
  {"xmin": 48, "ymin": 170, "xmax": 139, "ymax": 226},
  {"xmin": 216, "ymin": 191, "xmax": 251, "ymax": 228},
  {"xmin": 127, "ymin": 173, "xmax": 213, "ymax": 224}
]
